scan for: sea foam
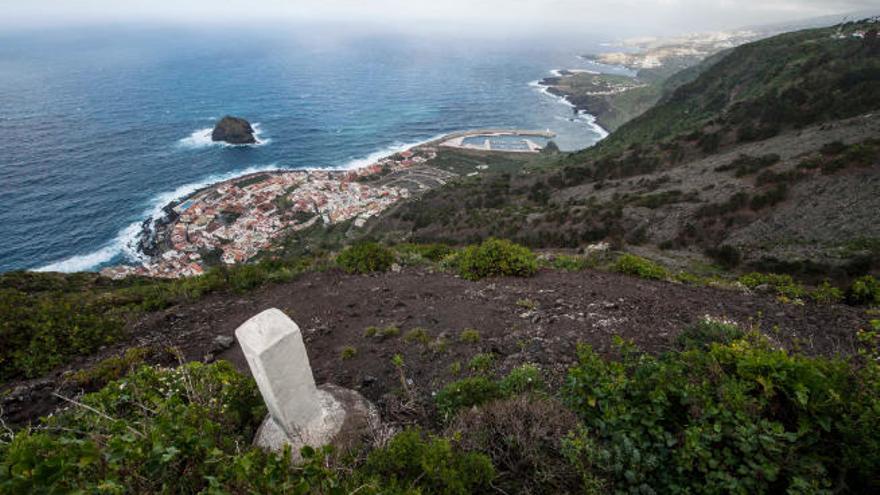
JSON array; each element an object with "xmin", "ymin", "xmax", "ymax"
[{"xmin": 35, "ymin": 163, "xmax": 285, "ymax": 273}]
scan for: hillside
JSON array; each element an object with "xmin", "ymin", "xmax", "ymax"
[{"xmin": 369, "ymin": 20, "xmax": 880, "ymax": 281}]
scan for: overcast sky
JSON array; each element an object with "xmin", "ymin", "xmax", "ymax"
[{"xmin": 3, "ymin": 1, "xmax": 877, "ymax": 36}]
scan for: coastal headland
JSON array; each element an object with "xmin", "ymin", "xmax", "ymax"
[{"xmin": 102, "ymin": 130, "xmax": 547, "ymax": 279}]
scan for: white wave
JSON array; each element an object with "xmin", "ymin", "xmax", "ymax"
[
  {"xmin": 177, "ymin": 122, "xmax": 270, "ymax": 149},
  {"xmin": 35, "ymin": 163, "xmax": 285, "ymax": 273},
  {"xmin": 35, "ymin": 132, "xmax": 457, "ymax": 273},
  {"xmin": 311, "ymin": 132, "xmax": 451, "ymax": 171},
  {"xmin": 35, "ymin": 243, "xmax": 123, "ymax": 273},
  {"xmin": 531, "ymin": 69, "xmax": 608, "ymax": 140}
]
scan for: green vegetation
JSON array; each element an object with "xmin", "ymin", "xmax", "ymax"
[
  {"xmin": 67, "ymin": 347, "xmax": 155, "ymax": 389},
  {"xmin": 4, "ymin": 323, "xmax": 880, "ymax": 493},
  {"xmin": 0, "ymin": 361, "xmax": 496, "ymax": 494},
  {"xmin": 738, "ymin": 272, "xmax": 807, "ymax": 299},
  {"xmin": 715, "ymin": 153, "xmax": 781, "ymax": 176},
  {"xmin": 336, "ymin": 242, "xmax": 395, "ymax": 274},
  {"xmin": 467, "ymin": 353, "xmax": 495, "ymax": 374},
  {"xmin": 613, "ymin": 253, "xmax": 668, "ymax": 280},
  {"xmin": 364, "ymin": 325, "xmax": 400, "ymax": 340},
  {"xmin": 456, "ymin": 238, "xmax": 538, "ymax": 281},
  {"xmin": 848, "ymin": 275, "xmax": 880, "ymax": 305},
  {"xmin": 458, "ymin": 328, "xmax": 481, "ymax": 344},
  {"xmin": 675, "ymin": 316, "xmax": 745, "ymax": 350},
  {"xmin": 0, "ymin": 257, "xmax": 322, "ymax": 384},
  {"xmin": 564, "ymin": 335, "xmax": 880, "ymax": 493},
  {"xmin": 340, "ymin": 345, "xmax": 358, "ymax": 360},
  {"xmin": 403, "ymin": 327, "xmax": 431, "ymax": 345}
]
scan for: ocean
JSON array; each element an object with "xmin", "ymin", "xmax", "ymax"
[{"xmin": 0, "ymin": 26, "xmax": 624, "ymax": 273}]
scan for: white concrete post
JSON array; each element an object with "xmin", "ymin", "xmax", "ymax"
[{"xmin": 235, "ymin": 308, "xmax": 324, "ymax": 440}]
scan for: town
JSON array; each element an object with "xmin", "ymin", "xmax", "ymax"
[{"xmin": 101, "ymin": 147, "xmax": 438, "ymax": 279}]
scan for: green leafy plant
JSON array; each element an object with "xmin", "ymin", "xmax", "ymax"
[
  {"xmin": 403, "ymin": 327, "xmax": 431, "ymax": 345},
  {"xmin": 457, "ymin": 238, "xmax": 538, "ymax": 281},
  {"xmin": 738, "ymin": 272, "xmax": 806, "ymax": 299},
  {"xmin": 337, "ymin": 242, "xmax": 395, "ymax": 274},
  {"xmin": 675, "ymin": 316, "xmax": 744, "ymax": 350},
  {"xmin": 613, "ymin": 253, "xmax": 668, "ymax": 280},
  {"xmin": 848, "ymin": 275, "xmax": 880, "ymax": 305},
  {"xmin": 467, "ymin": 353, "xmax": 496, "ymax": 374},
  {"xmin": 435, "ymin": 377, "xmax": 503, "ymax": 418},
  {"xmin": 499, "ymin": 363, "xmax": 545, "ymax": 396},
  {"xmin": 563, "ymin": 335, "xmax": 880, "ymax": 493},
  {"xmin": 811, "ymin": 280, "xmax": 844, "ymax": 304}
]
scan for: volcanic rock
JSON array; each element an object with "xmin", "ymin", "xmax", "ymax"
[{"xmin": 211, "ymin": 116, "xmax": 256, "ymax": 144}]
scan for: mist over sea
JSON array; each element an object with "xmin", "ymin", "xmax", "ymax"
[{"xmin": 0, "ymin": 26, "xmax": 617, "ymax": 273}]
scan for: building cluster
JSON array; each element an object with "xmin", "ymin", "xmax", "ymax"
[{"xmin": 101, "ymin": 148, "xmax": 434, "ymax": 279}]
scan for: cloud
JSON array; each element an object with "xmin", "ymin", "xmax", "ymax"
[{"xmin": 3, "ymin": 0, "xmax": 877, "ymax": 35}]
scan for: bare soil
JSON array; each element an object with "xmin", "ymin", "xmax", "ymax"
[{"xmin": 3, "ymin": 267, "xmax": 870, "ymax": 426}]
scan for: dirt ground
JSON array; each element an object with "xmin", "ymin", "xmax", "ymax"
[{"xmin": 3, "ymin": 267, "xmax": 871, "ymax": 426}]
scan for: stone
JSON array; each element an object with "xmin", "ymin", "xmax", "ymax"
[
  {"xmin": 211, "ymin": 334, "xmax": 235, "ymax": 352},
  {"xmin": 235, "ymin": 308, "xmax": 379, "ymax": 460},
  {"xmin": 211, "ymin": 116, "xmax": 256, "ymax": 144}
]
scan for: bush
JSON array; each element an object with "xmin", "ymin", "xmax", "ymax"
[
  {"xmin": 1, "ymin": 362, "xmax": 500, "ymax": 494},
  {"xmin": 675, "ymin": 316, "xmax": 744, "ymax": 350},
  {"xmin": 811, "ymin": 280, "xmax": 844, "ymax": 304},
  {"xmin": 435, "ymin": 377, "xmax": 503, "ymax": 418},
  {"xmin": 0, "ymin": 361, "xmax": 275, "ymax": 493},
  {"xmin": 457, "ymin": 238, "xmax": 538, "ymax": 281},
  {"xmin": 848, "ymin": 275, "xmax": 880, "ymax": 305},
  {"xmin": 337, "ymin": 242, "xmax": 395, "ymax": 274},
  {"xmin": 361, "ymin": 429, "xmax": 495, "ymax": 494},
  {"xmin": 738, "ymin": 272, "xmax": 806, "ymax": 299},
  {"xmin": 67, "ymin": 346, "xmax": 154, "ymax": 389},
  {"xmin": 613, "ymin": 254, "xmax": 668, "ymax": 280},
  {"xmin": 499, "ymin": 363, "xmax": 544, "ymax": 396},
  {"xmin": 467, "ymin": 353, "xmax": 496, "ymax": 374},
  {"xmin": 564, "ymin": 336, "xmax": 880, "ymax": 493},
  {"xmin": 447, "ymin": 395, "xmax": 584, "ymax": 494},
  {"xmin": 0, "ymin": 288, "xmax": 122, "ymax": 381}
]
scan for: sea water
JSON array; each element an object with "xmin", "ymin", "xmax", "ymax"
[{"xmin": 0, "ymin": 26, "xmax": 620, "ymax": 273}]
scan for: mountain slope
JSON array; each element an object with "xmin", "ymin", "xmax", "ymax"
[{"xmin": 368, "ymin": 20, "xmax": 880, "ymax": 279}]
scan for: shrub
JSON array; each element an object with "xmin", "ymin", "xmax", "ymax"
[
  {"xmin": 361, "ymin": 429, "xmax": 495, "ymax": 494},
  {"xmin": 613, "ymin": 254, "xmax": 668, "ymax": 280},
  {"xmin": 457, "ymin": 238, "xmax": 538, "ymax": 281},
  {"xmin": 67, "ymin": 346, "xmax": 154, "ymax": 389},
  {"xmin": 341, "ymin": 346, "xmax": 358, "ymax": 360},
  {"xmin": 404, "ymin": 327, "xmax": 431, "ymax": 345},
  {"xmin": 0, "ymin": 288, "xmax": 122, "ymax": 382},
  {"xmin": 447, "ymin": 395, "xmax": 584, "ymax": 494},
  {"xmin": 395, "ymin": 243, "xmax": 456, "ymax": 262},
  {"xmin": 435, "ymin": 377, "xmax": 502, "ymax": 417},
  {"xmin": 364, "ymin": 325, "xmax": 400, "ymax": 340},
  {"xmin": 467, "ymin": 353, "xmax": 496, "ymax": 374},
  {"xmin": 548, "ymin": 254, "xmax": 596, "ymax": 272},
  {"xmin": 847, "ymin": 275, "xmax": 880, "ymax": 305},
  {"xmin": 0, "ymin": 361, "xmax": 279, "ymax": 493},
  {"xmin": 459, "ymin": 329, "xmax": 481, "ymax": 344},
  {"xmin": 675, "ymin": 316, "xmax": 744, "ymax": 350},
  {"xmin": 563, "ymin": 337, "xmax": 880, "ymax": 493},
  {"xmin": 499, "ymin": 363, "xmax": 544, "ymax": 396},
  {"xmin": 337, "ymin": 242, "xmax": 395, "ymax": 274},
  {"xmin": 738, "ymin": 272, "xmax": 806, "ymax": 299},
  {"xmin": 811, "ymin": 280, "xmax": 844, "ymax": 304}
]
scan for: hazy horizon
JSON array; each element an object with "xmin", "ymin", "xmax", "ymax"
[{"xmin": 4, "ymin": 1, "xmax": 879, "ymax": 39}]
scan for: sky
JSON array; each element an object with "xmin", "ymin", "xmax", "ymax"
[{"xmin": 2, "ymin": 0, "xmax": 878, "ymax": 37}]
